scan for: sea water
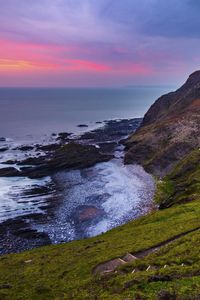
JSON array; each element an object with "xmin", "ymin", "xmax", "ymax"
[{"xmin": 0, "ymin": 86, "xmax": 173, "ymax": 140}]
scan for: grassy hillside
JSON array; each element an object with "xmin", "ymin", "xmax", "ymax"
[{"xmin": 155, "ymin": 149, "xmax": 200, "ymax": 208}]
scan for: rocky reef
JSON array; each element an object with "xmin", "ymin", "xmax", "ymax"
[{"xmin": 124, "ymin": 71, "xmax": 200, "ymax": 177}]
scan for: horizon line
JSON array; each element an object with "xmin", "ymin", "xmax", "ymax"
[{"xmin": 0, "ymin": 84, "xmax": 177, "ymax": 89}]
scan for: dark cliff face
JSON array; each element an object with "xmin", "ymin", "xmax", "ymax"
[
  {"xmin": 124, "ymin": 71, "xmax": 200, "ymax": 177},
  {"xmin": 142, "ymin": 70, "xmax": 200, "ymax": 126}
]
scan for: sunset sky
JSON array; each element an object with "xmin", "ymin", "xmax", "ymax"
[{"xmin": 0, "ymin": 0, "xmax": 199, "ymax": 87}]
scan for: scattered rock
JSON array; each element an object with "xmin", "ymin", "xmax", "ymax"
[
  {"xmin": 55, "ymin": 132, "xmax": 72, "ymax": 143},
  {"xmin": 79, "ymin": 119, "xmax": 141, "ymax": 143},
  {"xmin": 0, "ymin": 137, "xmax": 6, "ymax": 142},
  {"xmin": 77, "ymin": 124, "xmax": 88, "ymax": 128}
]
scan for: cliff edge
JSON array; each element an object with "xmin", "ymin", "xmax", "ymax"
[{"xmin": 124, "ymin": 71, "xmax": 200, "ymax": 177}]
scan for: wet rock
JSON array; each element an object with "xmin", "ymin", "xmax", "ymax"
[
  {"xmin": 20, "ymin": 142, "xmax": 113, "ymax": 179},
  {"xmin": 97, "ymin": 142, "xmax": 117, "ymax": 154},
  {"xmin": 14, "ymin": 145, "xmax": 34, "ymax": 151},
  {"xmin": 23, "ymin": 183, "xmax": 55, "ymax": 197},
  {"xmin": 74, "ymin": 205, "xmax": 105, "ymax": 223},
  {"xmin": 77, "ymin": 124, "xmax": 88, "ymax": 128},
  {"xmin": 0, "ymin": 216, "xmax": 51, "ymax": 255},
  {"xmin": 0, "ymin": 167, "xmax": 21, "ymax": 177},
  {"xmin": 78, "ymin": 119, "xmax": 141, "ymax": 143},
  {"xmin": 1, "ymin": 159, "xmax": 17, "ymax": 165},
  {"xmin": 13, "ymin": 228, "xmax": 48, "ymax": 240},
  {"xmin": 36, "ymin": 143, "xmax": 61, "ymax": 152},
  {"xmin": 17, "ymin": 156, "xmax": 46, "ymax": 166},
  {"xmin": 56, "ymin": 132, "xmax": 71, "ymax": 142},
  {"xmin": 0, "ymin": 137, "xmax": 6, "ymax": 142},
  {"xmin": 0, "ymin": 147, "xmax": 8, "ymax": 152}
]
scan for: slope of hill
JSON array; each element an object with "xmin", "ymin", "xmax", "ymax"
[{"xmin": 124, "ymin": 71, "xmax": 200, "ymax": 177}]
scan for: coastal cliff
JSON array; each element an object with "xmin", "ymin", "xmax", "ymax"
[
  {"xmin": 1, "ymin": 72, "xmax": 200, "ymax": 299},
  {"xmin": 124, "ymin": 71, "xmax": 200, "ymax": 177}
]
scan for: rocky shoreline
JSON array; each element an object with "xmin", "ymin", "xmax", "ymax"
[{"xmin": 0, "ymin": 118, "xmax": 150, "ymax": 255}]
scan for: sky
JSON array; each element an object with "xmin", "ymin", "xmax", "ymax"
[{"xmin": 0, "ymin": 0, "xmax": 199, "ymax": 87}]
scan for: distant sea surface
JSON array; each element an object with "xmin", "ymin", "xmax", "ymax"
[{"xmin": 0, "ymin": 87, "xmax": 174, "ymax": 140}]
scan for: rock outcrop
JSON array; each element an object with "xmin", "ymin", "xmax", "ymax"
[
  {"xmin": 0, "ymin": 143, "xmax": 113, "ymax": 179},
  {"xmin": 124, "ymin": 71, "xmax": 200, "ymax": 177}
]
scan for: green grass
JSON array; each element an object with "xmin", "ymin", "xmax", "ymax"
[
  {"xmin": 154, "ymin": 178, "xmax": 175, "ymax": 205},
  {"xmin": 156, "ymin": 149, "xmax": 200, "ymax": 208}
]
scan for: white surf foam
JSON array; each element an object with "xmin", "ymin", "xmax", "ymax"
[
  {"xmin": 0, "ymin": 176, "xmax": 51, "ymax": 222},
  {"xmin": 44, "ymin": 158, "xmax": 155, "ymax": 243}
]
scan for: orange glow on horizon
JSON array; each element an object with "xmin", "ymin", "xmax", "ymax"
[{"xmin": 0, "ymin": 59, "xmax": 59, "ymax": 72}]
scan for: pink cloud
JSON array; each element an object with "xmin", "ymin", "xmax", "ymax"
[
  {"xmin": 0, "ymin": 39, "xmax": 112, "ymax": 73},
  {"xmin": 63, "ymin": 59, "xmax": 111, "ymax": 72},
  {"xmin": 0, "ymin": 38, "xmax": 156, "ymax": 86}
]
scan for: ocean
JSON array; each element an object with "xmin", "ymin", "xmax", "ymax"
[{"xmin": 0, "ymin": 86, "xmax": 173, "ymax": 140}]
